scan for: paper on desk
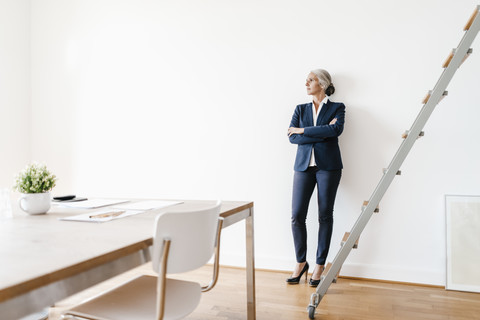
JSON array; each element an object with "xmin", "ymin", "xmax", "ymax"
[
  {"xmin": 59, "ymin": 209, "xmax": 144, "ymax": 222},
  {"xmin": 53, "ymin": 198, "xmax": 130, "ymax": 209},
  {"xmin": 111, "ymin": 200, "xmax": 183, "ymax": 211}
]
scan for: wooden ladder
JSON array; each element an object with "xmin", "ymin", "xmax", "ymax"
[{"xmin": 307, "ymin": 6, "xmax": 480, "ymax": 319}]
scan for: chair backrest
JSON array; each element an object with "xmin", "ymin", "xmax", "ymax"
[{"xmin": 152, "ymin": 200, "xmax": 221, "ymax": 274}]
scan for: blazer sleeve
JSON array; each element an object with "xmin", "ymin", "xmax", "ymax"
[
  {"xmin": 303, "ymin": 103, "xmax": 345, "ymax": 138},
  {"xmin": 288, "ymin": 105, "xmax": 325, "ymax": 145},
  {"xmin": 289, "ymin": 134, "xmax": 325, "ymax": 145}
]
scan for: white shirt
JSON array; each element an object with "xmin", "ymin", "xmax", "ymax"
[{"xmin": 309, "ymin": 97, "xmax": 329, "ymax": 167}]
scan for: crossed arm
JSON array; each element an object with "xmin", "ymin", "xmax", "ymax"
[{"xmin": 288, "ymin": 104, "xmax": 345, "ymax": 145}]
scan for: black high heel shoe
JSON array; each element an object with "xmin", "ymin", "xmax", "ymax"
[
  {"xmin": 309, "ymin": 265, "xmax": 325, "ymax": 287},
  {"xmin": 286, "ymin": 262, "xmax": 309, "ymax": 284},
  {"xmin": 309, "ymin": 278, "xmax": 320, "ymax": 287}
]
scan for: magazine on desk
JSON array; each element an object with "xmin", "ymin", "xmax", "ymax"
[
  {"xmin": 58, "ymin": 199, "xmax": 183, "ymax": 222},
  {"xmin": 53, "ymin": 198, "xmax": 130, "ymax": 209}
]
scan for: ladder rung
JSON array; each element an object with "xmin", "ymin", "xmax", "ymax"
[
  {"xmin": 321, "ymin": 262, "xmax": 339, "ymax": 283},
  {"xmin": 362, "ymin": 200, "xmax": 379, "ymax": 213},
  {"xmin": 402, "ymin": 130, "xmax": 424, "ymax": 139},
  {"xmin": 422, "ymin": 90, "xmax": 448, "ymax": 104},
  {"xmin": 443, "ymin": 48, "xmax": 473, "ymax": 68},
  {"xmin": 341, "ymin": 232, "xmax": 359, "ymax": 249},
  {"xmin": 383, "ymin": 168, "xmax": 401, "ymax": 175},
  {"xmin": 443, "ymin": 49, "xmax": 454, "ymax": 68},
  {"xmin": 464, "ymin": 6, "xmax": 479, "ymax": 31}
]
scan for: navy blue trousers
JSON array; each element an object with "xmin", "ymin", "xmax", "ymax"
[{"xmin": 291, "ymin": 167, "xmax": 342, "ymax": 265}]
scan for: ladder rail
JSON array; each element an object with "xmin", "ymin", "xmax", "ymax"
[{"xmin": 311, "ymin": 5, "xmax": 480, "ymax": 306}]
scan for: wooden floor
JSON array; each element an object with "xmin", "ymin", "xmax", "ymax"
[{"xmin": 49, "ymin": 264, "xmax": 480, "ymax": 320}]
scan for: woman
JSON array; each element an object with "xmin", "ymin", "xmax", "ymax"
[{"xmin": 286, "ymin": 69, "xmax": 345, "ymax": 286}]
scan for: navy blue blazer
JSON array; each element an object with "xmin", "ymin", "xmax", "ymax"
[{"xmin": 289, "ymin": 100, "xmax": 345, "ymax": 172}]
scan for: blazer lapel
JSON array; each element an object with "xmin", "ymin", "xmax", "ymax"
[
  {"xmin": 306, "ymin": 103, "xmax": 314, "ymax": 126},
  {"xmin": 316, "ymin": 100, "xmax": 330, "ymax": 125}
]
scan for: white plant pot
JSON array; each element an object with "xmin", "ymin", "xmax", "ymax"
[{"xmin": 18, "ymin": 192, "xmax": 51, "ymax": 215}]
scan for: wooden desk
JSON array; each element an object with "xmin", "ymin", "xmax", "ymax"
[{"xmin": 0, "ymin": 199, "xmax": 255, "ymax": 320}]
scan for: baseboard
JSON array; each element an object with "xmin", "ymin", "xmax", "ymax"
[
  {"xmin": 216, "ymin": 264, "xmax": 444, "ymax": 288},
  {"xmin": 218, "ymin": 253, "xmax": 445, "ymax": 287},
  {"xmin": 338, "ymin": 263, "xmax": 444, "ymax": 286}
]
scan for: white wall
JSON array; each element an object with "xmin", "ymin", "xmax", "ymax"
[
  {"xmin": 30, "ymin": 0, "xmax": 480, "ymax": 285},
  {"xmin": 0, "ymin": 0, "xmax": 30, "ymax": 188}
]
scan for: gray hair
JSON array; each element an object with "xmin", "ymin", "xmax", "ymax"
[{"xmin": 311, "ymin": 69, "xmax": 335, "ymax": 96}]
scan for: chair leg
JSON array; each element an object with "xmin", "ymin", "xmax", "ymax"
[
  {"xmin": 156, "ymin": 239, "xmax": 171, "ymax": 320},
  {"xmin": 202, "ymin": 217, "xmax": 224, "ymax": 292}
]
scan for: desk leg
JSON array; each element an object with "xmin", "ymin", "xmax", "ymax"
[
  {"xmin": 142, "ymin": 247, "xmax": 152, "ymax": 263},
  {"xmin": 246, "ymin": 207, "xmax": 256, "ymax": 320}
]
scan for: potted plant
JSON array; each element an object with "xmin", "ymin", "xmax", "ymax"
[{"xmin": 13, "ymin": 163, "xmax": 57, "ymax": 215}]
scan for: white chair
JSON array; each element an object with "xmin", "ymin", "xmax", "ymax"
[{"xmin": 61, "ymin": 200, "xmax": 223, "ymax": 320}]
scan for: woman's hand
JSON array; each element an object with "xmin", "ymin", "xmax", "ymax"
[
  {"xmin": 288, "ymin": 127, "xmax": 304, "ymax": 136},
  {"xmin": 329, "ymin": 118, "xmax": 337, "ymax": 125}
]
